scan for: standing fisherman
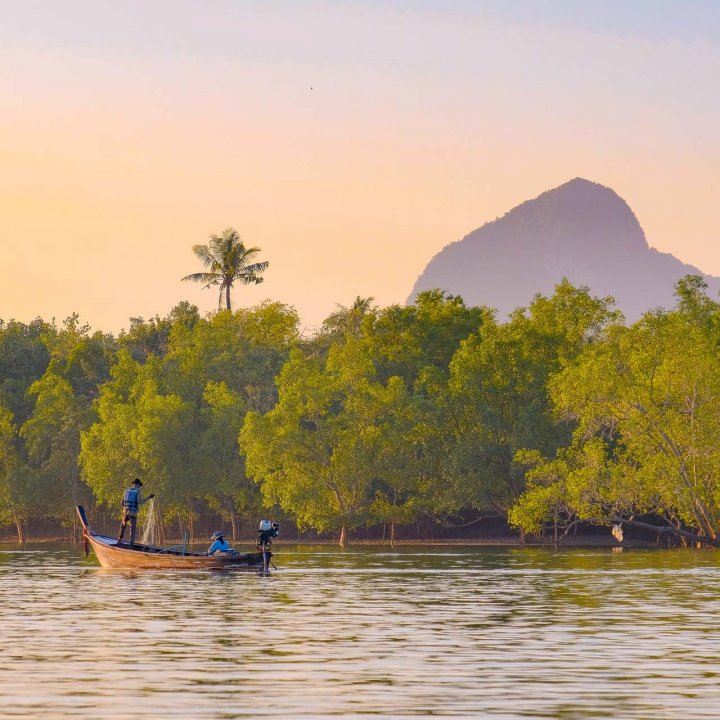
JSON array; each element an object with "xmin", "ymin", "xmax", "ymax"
[{"xmin": 117, "ymin": 478, "xmax": 154, "ymax": 546}]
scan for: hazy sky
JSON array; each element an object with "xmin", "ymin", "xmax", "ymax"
[{"xmin": 2, "ymin": 1, "xmax": 719, "ymax": 333}]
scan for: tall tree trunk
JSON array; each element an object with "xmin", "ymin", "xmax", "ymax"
[
  {"xmin": 15, "ymin": 519, "xmax": 24, "ymax": 544},
  {"xmin": 390, "ymin": 522, "xmax": 396, "ymax": 547},
  {"xmin": 230, "ymin": 505, "xmax": 238, "ymax": 543},
  {"xmin": 226, "ymin": 284, "xmax": 232, "ymax": 311},
  {"xmin": 338, "ymin": 526, "xmax": 347, "ymax": 547}
]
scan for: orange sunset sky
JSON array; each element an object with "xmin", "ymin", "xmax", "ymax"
[{"xmin": 1, "ymin": 1, "xmax": 719, "ymax": 334}]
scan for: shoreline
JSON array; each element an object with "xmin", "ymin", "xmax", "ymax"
[{"xmin": 0, "ymin": 534, "xmax": 641, "ymax": 549}]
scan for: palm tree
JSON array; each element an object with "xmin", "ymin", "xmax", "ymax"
[
  {"xmin": 182, "ymin": 228, "xmax": 269, "ymax": 310},
  {"xmin": 322, "ymin": 296, "xmax": 376, "ymax": 338}
]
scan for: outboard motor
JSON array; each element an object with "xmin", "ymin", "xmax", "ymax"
[{"xmin": 257, "ymin": 520, "xmax": 279, "ymax": 574}]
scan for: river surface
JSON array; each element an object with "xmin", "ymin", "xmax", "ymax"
[{"xmin": 1, "ymin": 544, "xmax": 720, "ymax": 719}]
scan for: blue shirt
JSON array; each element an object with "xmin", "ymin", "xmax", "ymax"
[{"xmin": 208, "ymin": 538, "xmax": 231, "ymax": 555}]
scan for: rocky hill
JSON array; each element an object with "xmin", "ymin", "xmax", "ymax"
[{"xmin": 409, "ymin": 178, "xmax": 720, "ymax": 321}]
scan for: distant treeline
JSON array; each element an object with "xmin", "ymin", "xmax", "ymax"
[{"xmin": 1, "ymin": 276, "xmax": 719, "ymax": 547}]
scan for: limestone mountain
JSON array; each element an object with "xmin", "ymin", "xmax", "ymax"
[{"xmin": 409, "ymin": 178, "xmax": 719, "ymax": 321}]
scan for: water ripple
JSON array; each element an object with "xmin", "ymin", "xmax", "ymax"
[{"xmin": 1, "ymin": 545, "xmax": 720, "ymax": 718}]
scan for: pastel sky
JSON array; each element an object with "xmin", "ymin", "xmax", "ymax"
[{"xmin": 1, "ymin": 1, "xmax": 719, "ymax": 334}]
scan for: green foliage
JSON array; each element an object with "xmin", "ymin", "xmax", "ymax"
[
  {"xmin": 0, "ymin": 404, "xmax": 25, "ymax": 530},
  {"xmin": 200, "ymin": 381, "xmax": 260, "ymax": 538},
  {"xmin": 510, "ymin": 276, "xmax": 720, "ymax": 541},
  {"xmin": 21, "ymin": 372, "xmax": 94, "ymax": 517},
  {"xmin": 79, "ymin": 351, "xmax": 146, "ymax": 509},
  {"xmin": 447, "ymin": 281, "xmax": 621, "ymax": 517},
  {"xmin": 318, "ymin": 297, "xmax": 377, "ymax": 344},
  {"xmin": 365, "ymin": 290, "xmax": 490, "ymax": 385},
  {"xmin": 0, "ymin": 315, "xmax": 110, "ymax": 533},
  {"xmin": 117, "ymin": 302, "xmax": 200, "ymax": 362},
  {"xmin": 80, "ymin": 303, "xmax": 298, "ymax": 539},
  {"xmin": 6, "ymin": 276, "xmax": 720, "ymax": 546},
  {"xmin": 241, "ymin": 341, "xmax": 422, "ymax": 542},
  {"xmin": 241, "ymin": 344, "xmax": 372, "ymax": 536},
  {"xmin": 0, "ymin": 318, "xmax": 54, "ymax": 423}
]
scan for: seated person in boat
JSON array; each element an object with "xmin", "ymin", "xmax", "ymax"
[{"xmin": 208, "ymin": 530, "xmax": 236, "ymax": 555}]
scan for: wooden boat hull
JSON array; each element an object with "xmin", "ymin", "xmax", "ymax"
[{"xmin": 77, "ymin": 506, "xmax": 268, "ymax": 571}]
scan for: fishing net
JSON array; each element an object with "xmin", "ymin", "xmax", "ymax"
[{"xmin": 140, "ymin": 498, "xmax": 160, "ymax": 546}]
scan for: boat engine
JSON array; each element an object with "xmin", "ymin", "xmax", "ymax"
[
  {"xmin": 258, "ymin": 520, "xmax": 279, "ymax": 575},
  {"xmin": 258, "ymin": 519, "xmax": 280, "ymax": 548}
]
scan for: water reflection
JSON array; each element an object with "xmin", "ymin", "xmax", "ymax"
[{"xmin": 1, "ymin": 545, "xmax": 720, "ymax": 718}]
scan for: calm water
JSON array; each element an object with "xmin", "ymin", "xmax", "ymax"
[{"xmin": 2, "ymin": 544, "xmax": 720, "ymax": 719}]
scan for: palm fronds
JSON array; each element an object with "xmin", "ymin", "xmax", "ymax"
[{"xmin": 181, "ymin": 228, "xmax": 269, "ymax": 309}]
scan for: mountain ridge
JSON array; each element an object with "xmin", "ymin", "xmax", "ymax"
[{"xmin": 409, "ymin": 178, "xmax": 719, "ymax": 321}]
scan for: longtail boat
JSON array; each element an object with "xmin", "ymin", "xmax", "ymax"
[{"xmin": 76, "ymin": 505, "xmax": 273, "ymax": 571}]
